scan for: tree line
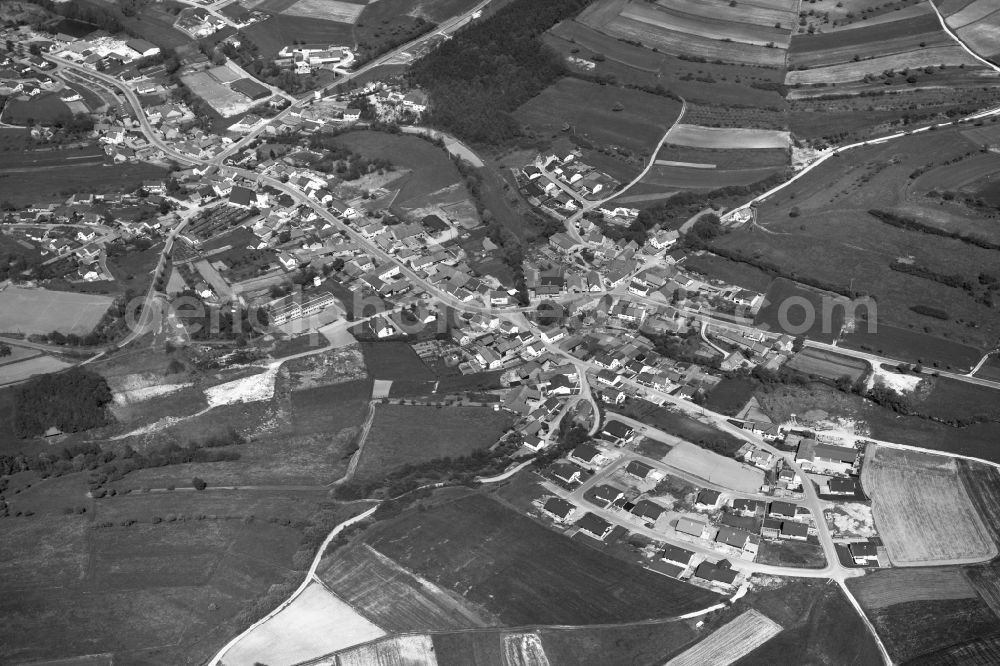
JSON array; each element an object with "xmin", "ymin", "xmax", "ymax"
[{"xmin": 13, "ymin": 367, "xmax": 113, "ymax": 438}]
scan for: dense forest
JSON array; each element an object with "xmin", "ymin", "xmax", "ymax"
[
  {"xmin": 14, "ymin": 367, "xmax": 113, "ymax": 438},
  {"xmin": 409, "ymin": 0, "xmax": 591, "ymax": 145}
]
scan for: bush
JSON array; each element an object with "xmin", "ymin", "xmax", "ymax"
[{"xmin": 192, "ymin": 477, "xmax": 207, "ymax": 491}]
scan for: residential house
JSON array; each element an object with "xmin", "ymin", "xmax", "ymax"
[
  {"xmin": 716, "ymin": 526, "xmax": 753, "ymax": 549},
  {"xmin": 601, "ymin": 420, "xmax": 634, "ymax": 445},
  {"xmin": 631, "ymin": 499, "xmax": 666, "ymax": 524},
  {"xmin": 675, "ymin": 517, "xmax": 707, "ymax": 538},
  {"xmin": 591, "ymin": 484, "xmax": 625, "ymax": 506},
  {"xmin": 696, "ymin": 489, "xmax": 722, "ymax": 509},
  {"xmin": 661, "ymin": 544, "xmax": 694, "ymax": 567},
  {"xmin": 543, "ymin": 497, "xmax": 576, "ymax": 522},
  {"xmin": 694, "ymin": 560, "xmax": 738, "ymax": 587},
  {"xmin": 550, "ymin": 462, "xmax": 582, "ymax": 485},
  {"xmin": 576, "ymin": 512, "xmax": 613, "ymax": 540},
  {"xmin": 849, "ymin": 541, "xmax": 879, "ymax": 565},
  {"xmin": 768, "ymin": 501, "xmax": 798, "ymax": 520}
]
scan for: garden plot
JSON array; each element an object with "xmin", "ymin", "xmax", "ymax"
[
  {"xmin": 665, "ymin": 125, "xmax": 789, "ymax": 149},
  {"xmin": 666, "ymin": 609, "xmax": 782, "ymax": 666},
  {"xmin": 861, "ymin": 445, "xmax": 996, "ymax": 566}
]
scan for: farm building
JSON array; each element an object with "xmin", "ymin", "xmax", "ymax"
[
  {"xmin": 126, "ymin": 38, "xmax": 159, "ymax": 58},
  {"xmin": 696, "ymin": 489, "xmax": 722, "ymax": 508},
  {"xmin": 795, "ymin": 439, "xmax": 858, "ymax": 475},
  {"xmin": 592, "ymin": 484, "xmax": 625, "ymax": 506},
  {"xmin": 676, "ymin": 517, "xmax": 707, "ymax": 538},
  {"xmin": 631, "ymin": 499, "xmax": 666, "ymax": 523},
  {"xmin": 625, "ymin": 460, "xmax": 654, "ymax": 480},
  {"xmin": 231, "ymin": 77, "xmax": 270, "ymax": 101},
  {"xmin": 695, "ymin": 561, "xmax": 738, "ymax": 587},
  {"xmin": 661, "ymin": 544, "xmax": 694, "ymax": 567},
  {"xmin": 550, "ymin": 462, "xmax": 582, "ymax": 485},
  {"xmin": 543, "ymin": 497, "xmax": 576, "ymax": 522},
  {"xmin": 848, "ymin": 541, "xmax": 879, "ymax": 565},
  {"xmin": 576, "ymin": 512, "xmax": 612, "ymax": 540}
]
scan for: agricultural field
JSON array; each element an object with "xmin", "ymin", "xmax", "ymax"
[
  {"xmin": 364, "ymin": 492, "xmax": 722, "ymax": 624},
  {"xmin": 577, "ymin": 0, "xmax": 793, "ymax": 66},
  {"xmin": 221, "ymin": 581, "xmax": 387, "ymax": 666},
  {"xmin": 658, "ymin": 144, "xmax": 790, "ymax": 170},
  {"xmin": 753, "ymin": 279, "xmax": 845, "ymax": 343},
  {"xmin": 640, "ymin": 164, "xmax": 785, "ymax": 190},
  {"xmin": 860, "ymin": 445, "xmax": 996, "ymax": 565},
  {"xmin": 337, "ymin": 635, "xmax": 438, "ymax": 666},
  {"xmin": 681, "ymin": 253, "xmax": 774, "ymax": 292},
  {"xmin": 965, "ymin": 561, "xmax": 1000, "ymax": 617},
  {"xmin": 849, "ymin": 566, "xmax": 979, "ymax": 610},
  {"xmin": 317, "ymin": 541, "xmax": 498, "ymax": 631},
  {"xmin": 666, "ymin": 610, "xmax": 782, "ymax": 666},
  {"xmin": 513, "ymin": 77, "xmax": 683, "ymax": 169},
  {"xmin": 353, "ymin": 404, "xmax": 514, "ymax": 480},
  {"xmin": 958, "ymin": 459, "xmax": 1000, "ymax": 546},
  {"xmin": 942, "ymin": 0, "xmax": 1000, "ymax": 62},
  {"xmin": 359, "ymin": 341, "xmax": 435, "ymax": 380},
  {"xmin": 785, "ymin": 347, "xmax": 869, "ymax": 382},
  {"xmin": 538, "ymin": 620, "xmax": 698, "ymax": 665},
  {"xmin": 0, "ymin": 287, "xmax": 112, "ymax": 336},
  {"xmin": 665, "ymin": 125, "xmax": 790, "ymax": 150},
  {"xmin": 846, "ymin": 582, "xmax": 1000, "ymax": 664}
]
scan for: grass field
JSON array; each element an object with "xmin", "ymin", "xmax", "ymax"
[
  {"xmin": 317, "ymin": 541, "xmax": 498, "ymax": 631},
  {"xmin": 861, "ymin": 445, "xmax": 996, "ymax": 565},
  {"xmin": 786, "ymin": 348, "xmax": 869, "ymax": 382},
  {"xmin": 332, "ymin": 131, "xmax": 468, "ymax": 213},
  {"xmin": 243, "ymin": 13, "xmax": 353, "ymax": 58},
  {"xmin": 703, "ymin": 377, "xmax": 756, "ymax": 415},
  {"xmin": 0, "ymin": 287, "xmax": 112, "ymax": 336},
  {"xmin": 619, "ymin": 402, "xmax": 747, "ymax": 457},
  {"xmin": 2, "ymin": 92, "xmax": 74, "ymax": 125},
  {"xmin": 666, "ymin": 609, "xmax": 782, "ymax": 666},
  {"xmin": 755, "ymin": 540, "xmax": 827, "ymax": 569},
  {"xmin": 222, "ymin": 581, "xmax": 386, "ymax": 666},
  {"xmin": 365, "ymin": 493, "xmax": 721, "ymax": 624},
  {"xmin": 723, "ymin": 128, "xmax": 1000, "ymax": 349},
  {"xmin": 909, "ymin": 376, "xmax": 1000, "ymax": 423},
  {"xmin": 753, "ymin": 279, "xmax": 845, "ymax": 343},
  {"xmin": 513, "ymin": 77, "xmax": 682, "ymax": 163},
  {"xmin": 849, "ymin": 567, "xmax": 978, "ymax": 610},
  {"xmin": 840, "ymin": 324, "xmax": 983, "ymax": 372},
  {"xmin": 354, "ymin": 404, "xmax": 514, "ymax": 479},
  {"xmin": 359, "ymin": 340, "xmax": 434, "ymax": 380},
  {"xmin": 682, "ymin": 253, "xmax": 774, "ymax": 292}
]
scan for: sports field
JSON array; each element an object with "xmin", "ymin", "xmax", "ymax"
[
  {"xmin": 0, "ymin": 286, "xmax": 112, "ymax": 335},
  {"xmin": 222, "ymin": 581, "xmax": 386, "ymax": 666},
  {"xmin": 861, "ymin": 446, "xmax": 996, "ymax": 566},
  {"xmin": 282, "ymin": 0, "xmax": 365, "ymax": 21}
]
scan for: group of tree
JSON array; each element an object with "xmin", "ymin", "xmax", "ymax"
[
  {"xmin": 409, "ymin": 0, "xmax": 591, "ymax": 145},
  {"xmin": 13, "ymin": 367, "xmax": 113, "ymax": 438}
]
